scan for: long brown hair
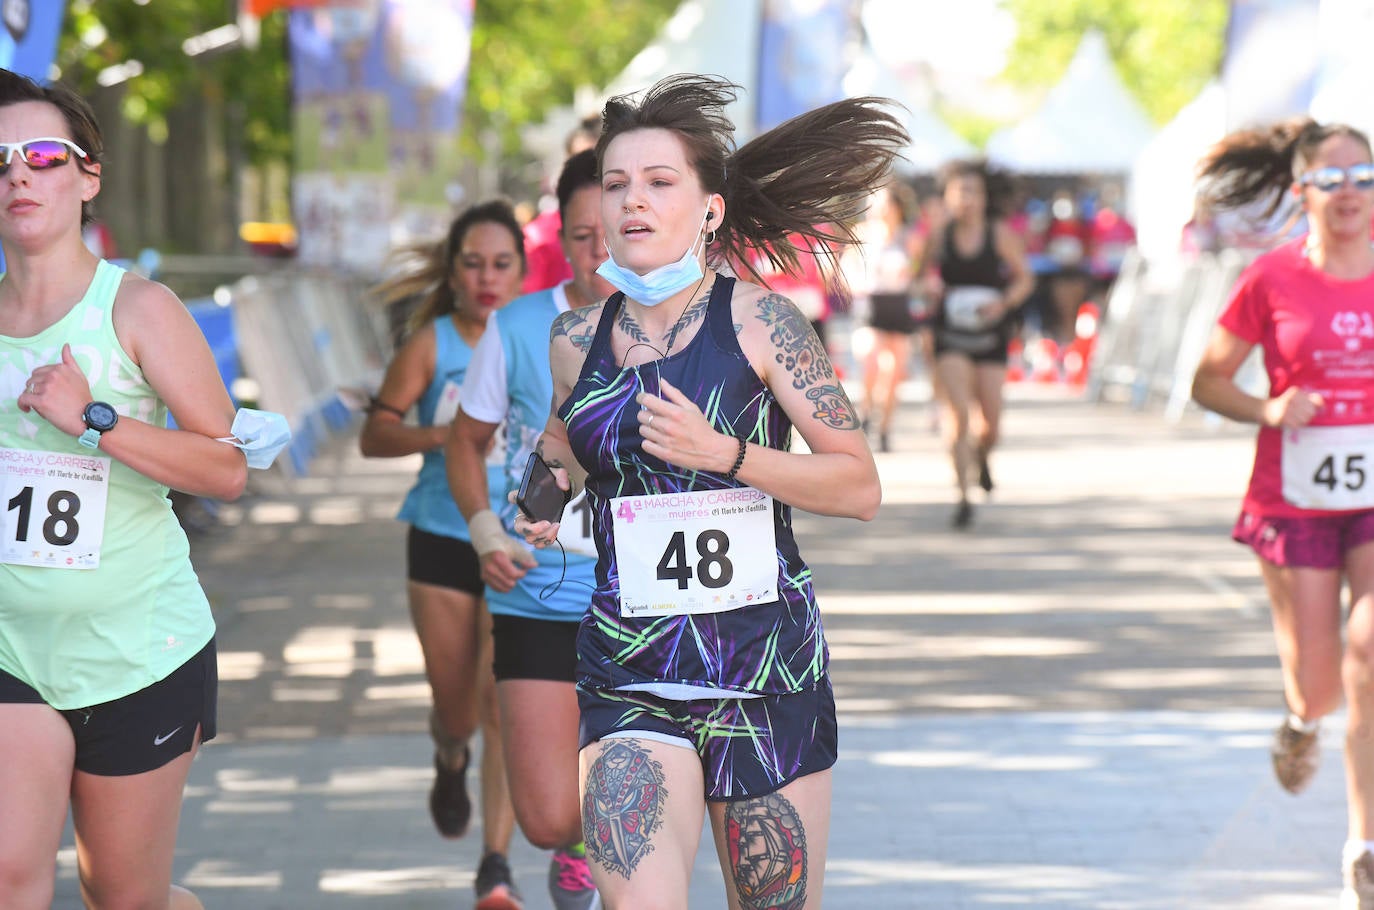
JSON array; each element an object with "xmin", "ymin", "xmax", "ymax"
[
  {"xmin": 595, "ymin": 74, "xmax": 908, "ymax": 287},
  {"xmin": 372, "ymin": 199, "xmax": 525, "ymax": 337},
  {"xmin": 1197, "ymin": 117, "xmax": 1372, "ymax": 218}
]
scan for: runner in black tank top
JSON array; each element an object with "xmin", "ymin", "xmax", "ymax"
[
  {"xmin": 511, "ymin": 75, "xmax": 905, "ymax": 909},
  {"xmin": 924, "ymin": 160, "xmax": 1034, "ymax": 529}
]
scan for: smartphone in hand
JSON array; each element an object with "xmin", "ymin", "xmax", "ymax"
[{"xmin": 517, "ymin": 452, "xmax": 571, "ymax": 523}]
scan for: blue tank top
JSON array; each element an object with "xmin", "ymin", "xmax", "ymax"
[
  {"xmin": 397, "ymin": 315, "xmax": 503, "ymax": 539},
  {"xmin": 487, "ymin": 288, "xmax": 596, "ymax": 621},
  {"xmin": 557, "ymin": 277, "xmax": 824, "ymax": 695}
]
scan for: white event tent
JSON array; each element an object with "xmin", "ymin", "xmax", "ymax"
[
  {"xmin": 603, "ymin": 0, "xmax": 764, "ymax": 138},
  {"xmin": 1127, "ymin": 81, "xmax": 1225, "ymax": 262},
  {"xmin": 986, "ymin": 30, "xmax": 1156, "ymax": 174},
  {"xmin": 596, "ymin": 0, "xmax": 971, "ymax": 172},
  {"xmin": 842, "ymin": 51, "xmax": 974, "ymax": 173}
]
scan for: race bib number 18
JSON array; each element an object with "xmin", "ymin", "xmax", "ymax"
[
  {"xmin": 1281, "ymin": 425, "xmax": 1374, "ymax": 511},
  {"xmin": 611, "ymin": 487, "xmax": 778, "ymax": 618},
  {"xmin": 0, "ymin": 447, "xmax": 110, "ymax": 569}
]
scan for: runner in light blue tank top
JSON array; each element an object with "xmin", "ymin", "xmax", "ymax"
[
  {"xmin": 460, "ymin": 285, "xmax": 596, "ymax": 620},
  {"xmin": 358, "ymin": 200, "xmax": 529, "ymax": 905},
  {"xmin": 447, "ymin": 153, "xmax": 612, "ymax": 910},
  {"xmin": 396, "ymin": 314, "xmax": 504, "ymax": 539}
]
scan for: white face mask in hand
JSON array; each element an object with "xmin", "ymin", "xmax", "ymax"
[{"xmin": 216, "ymin": 408, "xmax": 292, "ymax": 469}]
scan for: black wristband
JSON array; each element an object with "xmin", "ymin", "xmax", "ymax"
[
  {"xmin": 367, "ymin": 397, "xmax": 406, "ymax": 419},
  {"xmin": 723, "ymin": 435, "xmax": 747, "ymax": 481}
]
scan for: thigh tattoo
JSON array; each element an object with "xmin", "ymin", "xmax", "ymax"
[
  {"xmin": 582, "ymin": 739, "xmax": 668, "ymax": 879},
  {"xmin": 725, "ymin": 791, "xmax": 808, "ymax": 910}
]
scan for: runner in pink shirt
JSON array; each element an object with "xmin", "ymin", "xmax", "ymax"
[{"xmin": 1192, "ymin": 117, "xmax": 1374, "ymax": 908}]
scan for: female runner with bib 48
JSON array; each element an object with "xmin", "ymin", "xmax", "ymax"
[{"xmin": 515, "ymin": 74, "xmax": 907, "ymax": 909}]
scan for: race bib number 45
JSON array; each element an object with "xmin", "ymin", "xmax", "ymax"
[
  {"xmin": 1281, "ymin": 425, "xmax": 1374, "ymax": 511},
  {"xmin": 0, "ymin": 447, "xmax": 111, "ymax": 569},
  {"xmin": 611, "ymin": 487, "xmax": 778, "ymax": 618}
]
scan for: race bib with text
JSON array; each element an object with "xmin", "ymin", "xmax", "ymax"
[
  {"xmin": 1281, "ymin": 425, "xmax": 1374, "ymax": 511},
  {"xmin": 0, "ymin": 447, "xmax": 111, "ymax": 569},
  {"xmin": 611, "ymin": 487, "xmax": 778, "ymax": 618}
]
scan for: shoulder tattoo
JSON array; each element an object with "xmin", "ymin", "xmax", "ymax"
[
  {"xmin": 725, "ymin": 791, "xmax": 809, "ymax": 909},
  {"xmin": 754, "ymin": 293, "xmax": 832, "ymax": 390},
  {"xmin": 582, "ymin": 739, "xmax": 667, "ymax": 880},
  {"xmin": 551, "ymin": 307, "xmax": 596, "ymax": 353}
]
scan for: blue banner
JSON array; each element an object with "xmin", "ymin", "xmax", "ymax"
[
  {"xmin": 0, "ymin": 0, "xmax": 66, "ymax": 80},
  {"xmin": 289, "ymin": 0, "xmax": 473, "ymax": 271},
  {"xmin": 755, "ymin": 0, "xmax": 860, "ymax": 133}
]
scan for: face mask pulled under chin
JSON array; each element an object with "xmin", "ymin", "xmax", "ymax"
[
  {"xmin": 217, "ymin": 408, "xmax": 293, "ymax": 470},
  {"xmin": 595, "ymin": 206, "xmax": 711, "ymax": 307}
]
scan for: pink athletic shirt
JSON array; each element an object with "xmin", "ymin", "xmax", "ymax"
[{"xmin": 1219, "ymin": 236, "xmax": 1374, "ymax": 517}]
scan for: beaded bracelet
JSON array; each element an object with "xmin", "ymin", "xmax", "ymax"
[{"xmin": 723, "ymin": 435, "xmax": 747, "ymax": 481}]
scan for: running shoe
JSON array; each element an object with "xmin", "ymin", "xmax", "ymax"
[
  {"xmin": 1344, "ymin": 850, "xmax": 1374, "ymax": 909},
  {"xmin": 548, "ymin": 846, "xmax": 599, "ymax": 910},
  {"xmin": 951, "ymin": 500, "xmax": 973, "ymax": 529},
  {"xmin": 428, "ymin": 748, "xmax": 472, "ymax": 838},
  {"xmin": 1270, "ymin": 718, "xmax": 1320, "ymax": 795},
  {"xmin": 977, "ymin": 449, "xmax": 994, "ymax": 493},
  {"xmin": 475, "ymin": 851, "xmax": 524, "ymax": 910}
]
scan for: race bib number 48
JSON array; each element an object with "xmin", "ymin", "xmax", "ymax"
[
  {"xmin": 0, "ymin": 447, "xmax": 111, "ymax": 569},
  {"xmin": 611, "ymin": 487, "xmax": 778, "ymax": 618},
  {"xmin": 1281, "ymin": 425, "xmax": 1374, "ymax": 511}
]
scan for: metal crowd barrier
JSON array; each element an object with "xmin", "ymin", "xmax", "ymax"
[
  {"xmin": 1086, "ymin": 248, "xmax": 1265, "ymax": 421},
  {"xmin": 224, "ymin": 267, "xmax": 390, "ymax": 474}
]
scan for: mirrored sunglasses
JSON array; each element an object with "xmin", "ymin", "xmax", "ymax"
[
  {"xmin": 1299, "ymin": 163, "xmax": 1374, "ymax": 192},
  {"xmin": 0, "ymin": 137, "xmax": 91, "ymax": 176}
]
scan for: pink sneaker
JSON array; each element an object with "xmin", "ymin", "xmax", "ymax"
[{"xmin": 548, "ymin": 847, "xmax": 598, "ymax": 910}]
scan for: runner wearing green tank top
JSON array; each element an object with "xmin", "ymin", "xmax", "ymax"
[{"xmin": 0, "ymin": 71, "xmax": 246, "ymax": 910}]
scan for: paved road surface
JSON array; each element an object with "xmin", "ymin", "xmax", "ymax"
[{"xmin": 51, "ymin": 386, "xmax": 1352, "ymax": 908}]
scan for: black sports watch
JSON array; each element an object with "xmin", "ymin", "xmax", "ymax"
[{"xmin": 79, "ymin": 401, "xmax": 118, "ymax": 449}]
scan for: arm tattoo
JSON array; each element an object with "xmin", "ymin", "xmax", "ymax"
[
  {"xmin": 725, "ymin": 791, "xmax": 809, "ymax": 909},
  {"xmin": 551, "ymin": 308, "xmax": 596, "ymax": 353},
  {"xmin": 755, "ymin": 294, "xmax": 833, "ymax": 390},
  {"xmin": 582, "ymin": 739, "xmax": 667, "ymax": 880},
  {"xmin": 806, "ymin": 383, "xmax": 860, "ymax": 430},
  {"xmin": 534, "ymin": 439, "xmax": 564, "ymax": 471}
]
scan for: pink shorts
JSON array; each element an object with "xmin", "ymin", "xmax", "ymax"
[{"xmin": 1232, "ymin": 509, "xmax": 1374, "ymax": 569}]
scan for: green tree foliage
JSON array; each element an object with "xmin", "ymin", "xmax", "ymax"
[
  {"xmin": 56, "ymin": 0, "xmax": 681, "ymax": 167},
  {"xmin": 465, "ymin": 0, "xmax": 681, "ymax": 154},
  {"xmin": 999, "ymin": 0, "xmax": 1228, "ymax": 125},
  {"xmin": 58, "ymin": 0, "xmax": 290, "ymax": 165}
]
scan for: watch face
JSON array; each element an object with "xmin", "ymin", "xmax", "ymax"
[{"xmin": 85, "ymin": 401, "xmax": 118, "ymax": 432}]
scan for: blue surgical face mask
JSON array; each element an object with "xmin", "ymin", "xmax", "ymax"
[
  {"xmin": 217, "ymin": 408, "xmax": 293, "ymax": 470},
  {"xmin": 595, "ymin": 204, "xmax": 712, "ymax": 307}
]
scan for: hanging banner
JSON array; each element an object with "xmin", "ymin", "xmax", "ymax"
[
  {"xmin": 755, "ymin": 0, "xmax": 860, "ymax": 133},
  {"xmin": 1221, "ymin": 0, "xmax": 1320, "ymax": 129},
  {"xmin": 289, "ymin": 0, "xmax": 472, "ymax": 272},
  {"xmin": 0, "ymin": 0, "xmax": 66, "ymax": 80}
]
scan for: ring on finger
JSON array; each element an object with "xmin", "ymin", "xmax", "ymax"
[{"xmin": 645, "ymin": 413, "xmax": 654, "ymax": 427}]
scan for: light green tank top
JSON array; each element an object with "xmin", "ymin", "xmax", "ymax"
[{"xmin": 0, "ymin": 260, "xmax": 214, "ymax": 709}]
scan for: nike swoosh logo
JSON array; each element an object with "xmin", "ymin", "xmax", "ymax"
[{"xmin": 153, "ymin": 726, "xmax": 183, "ymax": 746}]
